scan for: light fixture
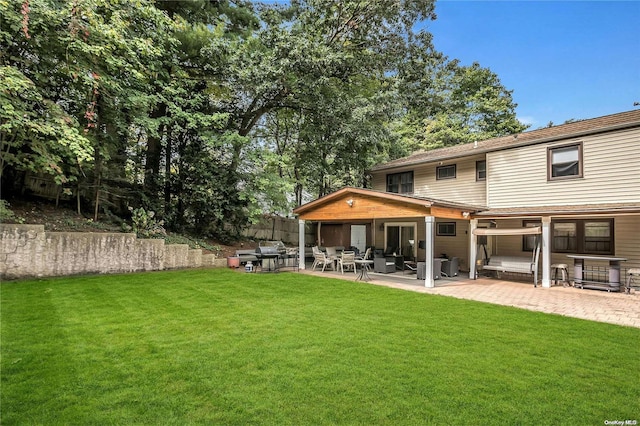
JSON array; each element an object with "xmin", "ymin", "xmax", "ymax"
[
  {"xmin": 462, "ymin": 211, "xmax": 470, "ymax": 218},
  {"xmin": 346, "ymin": 198, "xmax": 354, "ymax": 207}
]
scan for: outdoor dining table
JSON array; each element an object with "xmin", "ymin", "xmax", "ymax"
[{"xmin": 354, "ymin": 259, "xmax": 374, "ymax": 281}]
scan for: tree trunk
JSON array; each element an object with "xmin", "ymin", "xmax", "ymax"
[
  {"xmin": 164, "ymin": 124, "xmax": 173, "ymax": 209},
  {"xmin": 144, "ymin": 106, "xmax": 165, "ymax": 195}
]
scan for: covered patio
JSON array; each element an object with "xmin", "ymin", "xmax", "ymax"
[
  {"xmin": 293, "ymin": 187, "xmax": 482, "ymax": 288},
  {"xmin": 294, "ymin": 188, "xmax": 640, "ymax": 291}
]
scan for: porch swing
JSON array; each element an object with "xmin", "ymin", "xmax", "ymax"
[{"xmin": 474, "ymin": 227, "xmax": 542, "ymax": 287}]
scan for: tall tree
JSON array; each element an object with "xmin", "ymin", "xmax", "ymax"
[
  {"xmin": 1, "ymin": 0, "xmax": 175, "ymax": 207},
  {"xmin": 134, "ymin": 1, "xmax": 261, "ymax": 239},
  {"xmin": 396, "ymin": 34, "xmax": 528, "ymax": 151},
  {"xmin": 233, "ymin": 0, "xmax": 439, "ymax": 200},
  {"xmin": 2, "ymin": 0, "xmax": 532, "ymax": 239}
]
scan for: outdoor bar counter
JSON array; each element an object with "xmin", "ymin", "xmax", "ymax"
[{"xmin": 566, "ymin": 254, "xmax": 627, "ymax": 292}]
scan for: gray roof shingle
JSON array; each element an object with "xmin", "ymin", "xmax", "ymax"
[{"xmin": 372, "ymin": 109, "xmax": 640, "ymax": 172}]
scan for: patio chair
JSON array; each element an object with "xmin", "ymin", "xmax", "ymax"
[
  {"xmin": 374, "ymin": 257, "xmax": 396, "ymax": 273},
  {"xmin": 442, "ymin": 257, "xmax": 459, "ymax": 277},
  {"xmin": 311, "ymin": 246, "xmax": 322, "ymax": 266},
  {"xmin": 312, "ymin": 248, "xmax": 334, "ymax": 272},
  {"xmin": 338, "ymin": 251, "xmax": 357, "ymax": 274},
  {"xmin": 356, "ymin": 247, "xmax": 371, "ymax": 261},
  {"xmin": 384, "ymin": 246, "xmax": 397, "ymax": 256}
]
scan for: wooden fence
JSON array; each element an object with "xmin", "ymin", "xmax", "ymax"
[{"xmin": 241, "ymin": 216, "xmax": 315, "ymax": 245}]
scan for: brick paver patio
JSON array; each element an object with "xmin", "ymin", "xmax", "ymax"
[{"xmin": 300, "ymin": 268, "xmax": 640, "ymax": 328}]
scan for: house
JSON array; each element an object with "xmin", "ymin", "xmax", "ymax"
[{"xmin": 293, "ymin": 109, "xmax": 640, "ymax": 289}]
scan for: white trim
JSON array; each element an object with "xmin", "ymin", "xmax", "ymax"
[
  {"xmin": 541, "ymin": 217, "xmax": 551, "ymax": 288},
  {"xmin": 424, "ymin": 216, "xmax": 435, "ymax": 288},
  {"xmin": 298, "ymin": 219, "xmax": 306, "ymax": 270},
  {"xmin": 469, "ymin": 219, "xmax": 478, "ymax": 280}
]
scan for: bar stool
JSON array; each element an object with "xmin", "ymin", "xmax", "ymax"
[
  {"xmin": 551, "ymin": 263, "xmax": 570, "ymax": 287},
  {"xmin": 625, "ymin": 268, "xmax": 640, "ymax": 294}
]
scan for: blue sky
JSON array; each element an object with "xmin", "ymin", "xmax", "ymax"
[{"xmin": 423, "ymin": 0, "xmax": 640, "ymax": 129}]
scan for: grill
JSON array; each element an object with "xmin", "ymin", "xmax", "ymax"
[
  {"xmin": 256, "ymin": 246, "xmax": 282, "ymax": 256},
  {"xmin": 256, "ymin": 242, "xmax": 286, "ymax": 272},
  {"xmin": 258, "ymin": 241, "xmax": 286, "ymax": 255}
]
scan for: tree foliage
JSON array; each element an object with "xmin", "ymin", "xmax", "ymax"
[
  {"xmin": 1, "ymin": 0, "xmax": 527, "ymax": 240},
  {"xmin": 0, "ymin": 66, "xmax": 93, "ymax": 185}
]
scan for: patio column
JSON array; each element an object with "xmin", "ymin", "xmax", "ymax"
[
  {"xmin": 541, "ymin": 216, "xmax": 551, "ymax": 288},
  {"xmin": 424, "ymin": 216, "xmax": 435, "ymax": 288},
  {"xmin": 298, "ymin": 219, "xmax": 306, "ymax": 270},
  {"xmin": 469, "ymin": 219, "xmax": 478, "ymax": 280}
]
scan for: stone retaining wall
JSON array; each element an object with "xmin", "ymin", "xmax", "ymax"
[{"xmin": 0, "ymin": 224, "xmax": 222, "ymax": 280}]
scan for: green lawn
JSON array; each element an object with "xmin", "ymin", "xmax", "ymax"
[{"xmin": 2, "ymin": 269, "xmax": 638, "ymax": 425}]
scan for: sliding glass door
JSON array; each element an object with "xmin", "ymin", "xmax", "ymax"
[{"xmin": 384, "ymin": 222, "xmax": 416, "ymax": 260}]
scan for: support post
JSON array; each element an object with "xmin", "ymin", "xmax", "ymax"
[
  {"xmin": 424, "ymin": 216, "xmax": 435, "ymax": 288},
  {"xmin": 541, "ymin": 216, "xmax": 551, "ymax": 288},
  {"xmin": 372, "ymin": 219, "xmax": 377, "ymax": 249},
  {"xmin": 298, "ymin": 219, "xmax": 306, "ymax": 270},
  {"xmin": 469, "ymin": 219, "xmax": 478, "ymax": 280}
]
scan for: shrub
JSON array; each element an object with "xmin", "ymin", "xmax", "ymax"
[
  {"xmin": 0, "ymin": 200, "xmax": 16, "ymax": 221},
  {"xmin": 122, "ymin": 207, "xmax": 166, "ymax": 238}
]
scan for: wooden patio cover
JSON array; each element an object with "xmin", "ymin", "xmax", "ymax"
[{"xmin": 293, "ymin": 187, "xmax": 480, "ymax": 221}]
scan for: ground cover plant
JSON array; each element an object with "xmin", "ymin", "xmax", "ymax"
[{"xmin": 2, "ymin": 269, "xmax": 639, "ymax": 425}]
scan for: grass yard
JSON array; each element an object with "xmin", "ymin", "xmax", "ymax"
[{"xmin": 2, "ymin": 269, "xmax": 639, "ymax": 425}]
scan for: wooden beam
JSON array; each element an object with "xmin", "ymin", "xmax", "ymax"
[
  {"xmin": 296, "ymin": 194, "xmax": 431, "ymax": 221},
  {"xmin": 430, "ymin": 206, "xmax": 469, "ymax": 220}
]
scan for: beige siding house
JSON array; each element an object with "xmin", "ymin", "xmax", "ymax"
[
  {"xmin": 294, "ymin": 109, "xmax": 640, "ymax": 290},
  {"xmin": 371, "ymin": 109, "xmax": 640, "ymax": 287},
  {"xmin": 487, "ymin": 127, "xmax": 640, "ymax": 207},
  {"xmin": 371, "ymin": 154, "xmax": 487, "ymax": 206}
]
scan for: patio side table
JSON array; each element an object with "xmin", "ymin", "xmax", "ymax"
[{"xmin": 355, "ymin": 259, "xmax": 374, "ymax": 281}]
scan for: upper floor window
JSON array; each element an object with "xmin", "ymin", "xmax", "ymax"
[
  {"xmin": 436, "ymin": 164, "xmax": 456, "ymax": 180},
  {"xmin": 386, "ymin": 171, "xmax": 413, "ymax": 194},
  {"xmin": 548, "ymin": 143, "xmax": 583, "ymax": 180},
  {"xmin": 552, "ymin": 218, "xmax": 614, "ymax": 255},
  {"xmin": 476, "ymin": 160, "xmax": 486, "ymax": 181}
]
